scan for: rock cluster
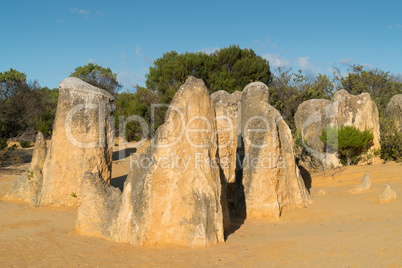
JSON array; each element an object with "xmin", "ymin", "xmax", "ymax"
[
  {"xmin": 8, "ymin": 76, "xmax": 312, "ymax": 247},
  {"xmin": 7, "ymin": 77, "xmax": 115, "ymax": 206},
  {"xmin": 295, "ymin": 90, "xmax": 380, "ymax": 169},
  {"xmin": 77, "ymin": 77, "xmax": 225, "ymax": 247}
]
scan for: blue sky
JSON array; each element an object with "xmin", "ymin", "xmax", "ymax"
[{"xmin": 1, "ymin": 0, "xmax": 401, "ymax": 91}]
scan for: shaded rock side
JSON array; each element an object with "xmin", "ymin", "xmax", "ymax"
[
  {"xmin": 6, "ymin": 132, "xmax": 47, "ymax": 205},
  {"xmin": 385, "ymin": 94, "xmax": 402, "ymax": 131},
  {"xmin": 38, "ymin": 77, "xmax": 114, "ymax": 206},
  {"xmin": 77, "ymin": 76, "xmax": 224, "ymax": 247},
  {"xmin": 210, "ymin": 90, "xmax": 242, "ymax": 233},
  {"xmin": 239, "ymin": 82, "xmax": 311, "ymax": 219}
]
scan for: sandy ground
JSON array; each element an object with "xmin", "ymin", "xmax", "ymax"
[{"xmin": 0, "ymin": 144, "xmax": 401, "ymax": 267}]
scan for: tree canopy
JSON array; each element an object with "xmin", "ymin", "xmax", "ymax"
[
  {"xmin": 0, "ymin": 69, "xmax": 58, "ymax": 138},
  {"xmin": 145, "ymin": 45, "xmax": 271, "ymax": 102},
  {"xmin": 338, "ymin": 64, "xmax": 402, "ymax": 116},
  {"xmin": 70, "ymin": 63, "xmax": 122, "ymax": 96}
]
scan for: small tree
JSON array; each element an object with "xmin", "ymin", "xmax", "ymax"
[
  {"xmin": 70, "ymin": 63, "xmax": 122, "ymax": 96},
  {"xmin": 319, "ymin": 125, "xmax": 374, "ymax": 165},
  {"xmin": 380, "ymin": 117, "xmax": 402, "ymax": 161}
]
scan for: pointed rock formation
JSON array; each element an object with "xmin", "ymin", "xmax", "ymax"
[
  {"xmin": 7, "ymin": 77, "xmax": 114, "ymax": 206},
  {"xmin": 385, "ymin": 94, "xmax": 402, "ymax": 131},
  {"xmin": 238, "ymin": 82, "xmax": 311, "ymax": 219},
  {"xmin": 211, "ymin": 90, "xmax": 242, "ymax": 233},
  {"xmin": 7, "ymin": 132, "xmax": 47, "ymax": 205},
  {"xmin": 378, "ymin": 183, "xmax": 397, "ymax": 203},
  {"xmin": 37, "ymin": 77, "xmax": 115, "ymax": 206},
  {"xmin": 77, "ymin": 76, "xmax": 224, "ymax": 247},
  {"xmin": 350, "ymin": 172, "xmax": 372, "ymax": 194},
  {"xmin": 294, "ymin": 99, "xmax": 338, "ymax": 169}
]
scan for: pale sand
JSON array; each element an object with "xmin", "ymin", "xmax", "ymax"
[{"xmin": 0, "ymin": 145, "xmax": 401, "ymax": 267}]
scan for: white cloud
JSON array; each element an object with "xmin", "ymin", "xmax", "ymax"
[
  {"xmin": 136, "ymin": 45, "xmax": 142, "ymax": 56},
  {"xmin": 70, "ymin": 7, "xmax": 96, "ymax": 20},
  {"xmin": 270, "ymin": 43, "xmax": 277, "ymax": 49},
  {"xmin": 297, "ymin": 57, "xmax": 310, "ymax": 69},
  {"xmin": 87, "ymin": 59, "xmax": 96, "ymax": 64},
  {"xmin": 117, "ymin": 69, "xmax": 145, "ymax": 89},
  {"xmin": 262, "ymin": 53, "xmax": 290, "ymax": 68},
  {"xmin": 362, "ymin": 63, "xmax": 375, "ymax": 69},
  {"xmin": 387, "ymin": 24, "xmax": 402, "ymax": 29},
  {"xmin": 339, "ymin": 58, "xmax": 354, "ymax": 65},
  {"xmin": 296, "ymin": 57, "xmax": 321, "ymax": 74},
  {"xmin": 199, "ymin": 47, "xmax": 220, "ymax": 55},
  {"xmin": 96, "ymin": 10, "xmax": 104, "ymax": 17},
  {"xmin": 144, "ymin": 56, "xmax": 153, "ymax": 63},
  {"xmin": 134, "ymin": 45, "xmax": 153, "ymax": 63}
]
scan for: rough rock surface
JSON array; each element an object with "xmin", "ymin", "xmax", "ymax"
[
  {"xmin": 8, "ymin": 78, "xmax": 115, "ymax": 206},
  {"xmin": 333, "ymin": 90, "xmax": 380, "ymax": 152},
  {"xmin": 295, "ymin": 90, "xmax": 380, "ymax": 169},
  {"xmin": 211, "ymin": 90, "xmax": 242, "ymax": 184},
  {"xmin": 238, "ymin": 82, "xmax": 311, "ymax": 219},
  {"xmin": 294, "ymin": 99, "xmax": 338, "ymax": 168},
  {"xmin": 350, "ymin": 172, "xmax": 372, "ymax": 194},
  {"xmin": 385, "ymin": 94, "xmax": 402, "ymax": 131},
  {"xmin": 210, "ymin": 90, "xmax": 242, "ymax": 232},
  {"xmin": 77, "ymin": 76, "xmax": 224, "ymax": 247},
  {"xmin": 378, "ymin": 183, "xmax": 397, "ymax": 203},
  {"xmin": 6, "ymin": 132, "xmax": 47, "ymax": 205}
]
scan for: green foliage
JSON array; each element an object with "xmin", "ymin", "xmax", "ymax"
[
  {"xmin": 27, "ymin": 169, "xmax": 34, "ymax": 180},
  {"xmin": 146, "ymin": 45, "xmax": 271, "ymax": 102},
  {"xmin": 0, "ymin": 68, "xmax": 27, "ymax": 101},
  {"xmin": 319, "ymin": 125, "xmax": 374, "ymax": 165},
  {"xmin": 71, "ymin": 192, "xmax": 77, "ymax": 198},
  {"xmin": 269, "ymin": 67, "xmax": 335, "ymax": 131},
  {"xmin": 18, "ymin": 140, "xmax": 31, "ymax": 148},
  {"xmin": 339, "ymin": 64, "xmax": 402, "ymax": 117},
  {"xmin": 70, "ymin": 63, "xmax": 122, "ymax": 96},
  {"xmin": 113, "ymin": 86, "xmax": 160, "ymax": 141},
  {"xmin": 379, "ymin": 117, "xmax": 402, "ymax": 161},
  {"xmin": 0, "ymin": 137, "xmax": 7, "ymax": 150},
  {"xmin": 0, "ymin": 68, "xmax": 58, "ymax": 139}
]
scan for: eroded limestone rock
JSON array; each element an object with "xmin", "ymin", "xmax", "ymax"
[
  {"xmin": 37, "ymin": 77, "xmax": 115, "ymax": 206},
  {"xmin": 295, "ymin": 90, "xmax": 380, "ymax": 169},
  {"xmin": 350, "ymin": 172, "xmax": 372, "ymax": 194},
  {"xmin": 7, "ymin": 132, "xmax": 47, "ymax": 205},
  {"xmin": 7, "ymin": 78, "xmax": 115, "ymax": 206},
  {"xmin": 211, "ymin": 90, "xmax": 242, "ymax": 233},
  {"xmin": 378, "ymin": 183, "xmax": 397, "ymax": 203},
  {"xmin": 385, "ymin": 94, "xmax": 402, "ymax": 131},
  {"xmin": 77, "ymin": 76, "xmax": 224, "ymax": 247},
  {"xmin": 238, "ymin": 82, "xmax": 311, "ymax": 219}
]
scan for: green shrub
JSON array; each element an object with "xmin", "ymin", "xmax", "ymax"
[
  {"xmin": 319, "ymin": 125, "xmax": 374, "ymax": 166},
  {"xmin": 0, "ymin": 137, "xmax": 7, "ymax": 151},
  {"xmin": 380, "ymin": 117, "xmax": 402, "ymax": 161},
  {"xmin": 18, "ymin": 140, "xmax": 31, "ymax": 148}
]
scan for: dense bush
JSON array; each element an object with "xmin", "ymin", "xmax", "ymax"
[
  {"xmin": 0, "ymin": 137, "xmax": 7, "ymax": 150},
  {"xmin": 380, "ymin": 117, "xmax": 402, "ymax": 161},
  {"xmin": 18, "ymin": 140, "xmax": 31, "ymax": 148},
  {"xmin": 319, "ymin": 125, "xmax": 374, "ymax": 166}
]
